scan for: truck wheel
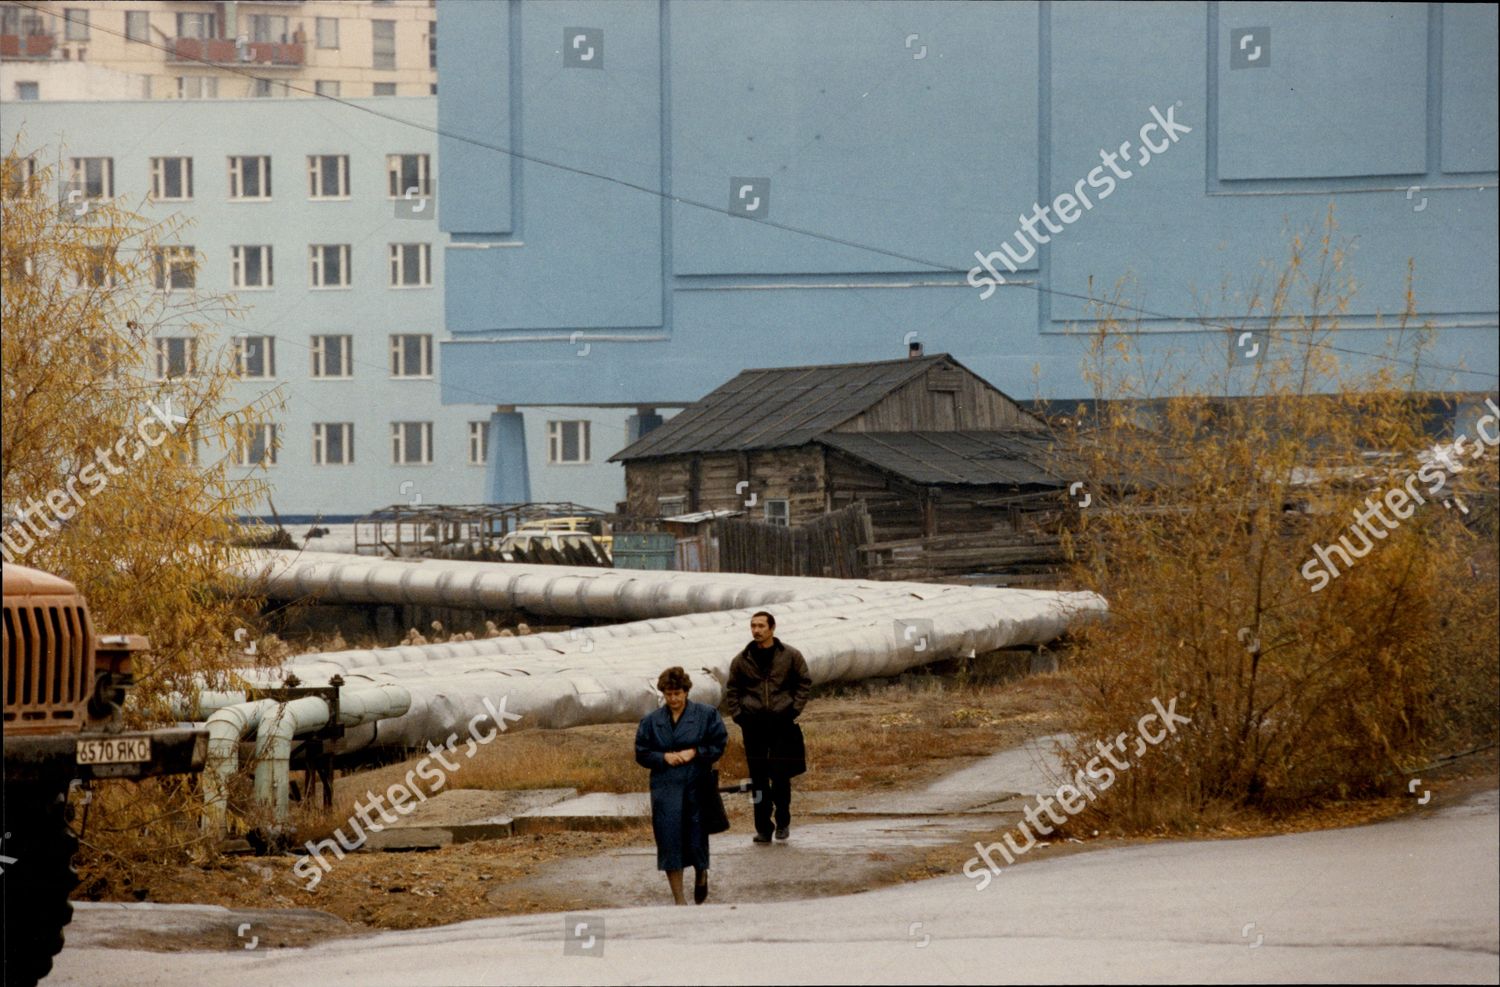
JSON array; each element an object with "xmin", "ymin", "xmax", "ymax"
[{"xmin": 2, "ymin": 783, "xmax": 79, "ymax": 987}]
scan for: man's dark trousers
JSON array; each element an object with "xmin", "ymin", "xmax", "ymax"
[{"xmin": 742, "ymin": 719, "xmax": 793, "ymax": 835}]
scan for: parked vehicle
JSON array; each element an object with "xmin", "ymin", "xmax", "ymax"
[
  {"xmin": 2, "ymin": 565, "xmax": 208, "ymax": 987},
  {"xmin": 497, "ymin": 528, "xmax": 613, "ymax": 566},
  {"xmin": 513, "ymin": 515, "xmax": 613, "ymax": 553}
]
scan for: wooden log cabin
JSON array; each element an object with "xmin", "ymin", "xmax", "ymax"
[{"xmin": 610, "ymin": 354, "xmax": 1075, "ymax": 579}]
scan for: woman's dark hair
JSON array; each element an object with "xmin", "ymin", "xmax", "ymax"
[
  {"xmin": 751, "ymin": 610, "xmax": 776, "ymax": 629},
  {"xmin": 657, "ymin": 666, "xmax": 692, "ymax": 693}
]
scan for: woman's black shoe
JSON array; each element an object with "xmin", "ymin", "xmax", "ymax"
[{"xmin": 694, "ymin": 871, "xmax": 709, "ymax": 904}]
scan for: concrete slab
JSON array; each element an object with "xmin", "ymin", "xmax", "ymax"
[
  {"xmin": 65, "ymin": 902, "xmax": 353, "ymax": 952},
  {"xmin": 495, "ymin": 810, "xmax": 1023, "ymax": 909},
  {"xmin": 808, "ymin": 733, "xmax": 1070, "ymax": 817},
  {"xmin": 363, "ymin": 788, "xmax": 577, "ymax": 849},
  {"xmin": 514, "ymin": 792, "xmax": 652, "ymax": 833}
]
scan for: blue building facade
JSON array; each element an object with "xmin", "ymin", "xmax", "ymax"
[
  {"xmin": 4, "ymin": 97, "xmax": 634, "ymax": 519},
  {"xmin": 436, "ymin": 1, "xmax": 1498, "ymax": 498}
]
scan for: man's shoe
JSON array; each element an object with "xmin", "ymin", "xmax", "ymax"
[
  {"xmin": 694, "ymin": 871, "xmax": 709, "ymax": 904},
  {"xmin": 774, "ymin": 826, "xmax": 789, "ymax": 841},
  {"xmin": 752, "ymin": 832, "xmax": 772, "ymax": 844}
]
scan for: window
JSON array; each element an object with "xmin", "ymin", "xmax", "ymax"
[
  {"xmin": 154, "ymin": 337, "xmax": 197, "ymax": 379},
  {"xmin": 125, "ymin": 10, "xmax": 148, "ymax": 42},
  {"xmin": 389, "ymin": 334, "xmax": 432, "ymax": 377},
  {"xmin": 387, "ymin": 154, "xmax": 430, "ymax": 197},
  {"xmin": 150, "ymin": 157, "xmax": 193, "ymax": 200},
  {"xmin": 373, "ymin": 82, "xmax": 397, "ymax": 96},
  {"xmin": 764, "ymin": 500, "xmax": 790, "ymax": 527},
  {"xmin": 310, "ymin": 334, "xmax": 353, "ymax": 378},
  {"xmin": 313, "ymin": 423, "xmax": 354, "ymax": 465},
  {"xmin": 428, "ymin": 19, "xmax": 436, "ymax": 69},
  {"xmin": 314, "ymin": 80, "xmax": 340, "ymax": 97},
  {"xmin": 231, "ymin": 245, "xmax": 273, "ymax": 288},
  {"xmin": 234, "ymin": 424, "xmax": 278, "ymax": 467},
  {"xmin": 309, "ymin": 244, "xmax": 351, "ymax": 288},
  {"xmin": 63, "ymin": 8, "xmax": 88, "ymax": 40},
  {"xmin": 391, "ymin": 422, "xmax": 433, "ymax": 464},
  {"xmin": 2, "ymin": 8, "xmax": 44, "ymax": 35},
  {"xmin": 228, "ymin": 156, "xmax": 271, "ymax": 199},
  {"xmin": 169, "ymin": 429, "xmax": 200, "ymax": 466},
  {"xmin": 308, "ymin": 155, "xmax": 349, "ymax": 198},
  {"xmin": 547, "ymin": 421, "xmax": 590, "ymax": 464},
  {"xmin": 249, "ymin": 14, "xmax": 288, "ymax": 43},
  {"xmin": 658, "ymin": 496, "xmax": 686, "ymax": 517},
  {"xmin": 2, "ymin": 154, "xmax": 37, "ymax": 199},
  {"xmin": 75, "ymin": 246, "xmax": 115, "ymax": 288},
  {"xmin": 307, "ymin": 244, "xmax": 351, "ymax": 286},
  {"xmin": 177, "ymin": 76, "xmax": 218, "ymax": 98},
  {"xmin": 372, "ymin": 20, "xmax": 395, "ymax": 70},
  {"xmin": 315, "ymin": 16, "xmax": 339, "ymax": 49},
  {"xmin": 467, "ymin": 421, "xmax": 488, "ymax": 465},
  {"xmin": 235, "ymin": 335, "xmax": 276, "ymax": 378},
  {"xmin": 251, "ymin": 78, "xmax": 287, "ymax": 98},
  {"xmin": 153, "ymin": 246, "xmax": 196, "ymax": 291},
  {"xmin": 175, "ymin": 12, "xmax": 216, "ymax": 39},
  {"xmin": 68, "ymin": 157, "xmax": 114, "ymax": 200},
  {"xmin": 388, "ymin": 243, "xmax": 430, "ymax": 287},
  {"xmin": 15, "ymin": 81, "xmax": 38, "ymax": 101}
]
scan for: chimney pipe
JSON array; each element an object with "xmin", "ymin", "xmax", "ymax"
[{"xmin": 908, "ymin": 340, "xmax": 924, "ymax": 359}]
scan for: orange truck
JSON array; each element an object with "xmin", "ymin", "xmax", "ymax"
[{"xmin": 2, "ymin": 564, "xmax": 208, "ymax": 986}]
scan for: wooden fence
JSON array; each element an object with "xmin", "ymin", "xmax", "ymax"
[{"xmin": 712, "ymin": 503, "xmax": 872, "ymax": 578}]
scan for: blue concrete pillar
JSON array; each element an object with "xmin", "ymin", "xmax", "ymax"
[
  {"xmin": 626, "ymin": 410, "xmax": 664, "ymax": 444},
  {"xmin": 484, "ymin": 409, "xmax": 530, "ymax": 504}
]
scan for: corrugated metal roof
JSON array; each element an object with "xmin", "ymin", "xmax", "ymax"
[
  {"xmin": 611, "ymin": 354, "xmax": 969, "ymax": 460},
  {"xmin": 819, "ymin": 431, "xmax": 1070, "ymax": 487}
]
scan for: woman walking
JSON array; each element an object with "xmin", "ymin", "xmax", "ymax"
[{"xmin": 635, "ymin": 666, "xmax": 728, "ymax": 904}]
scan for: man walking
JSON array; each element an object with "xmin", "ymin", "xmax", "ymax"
[{"xmin": 724, "ymin": 611, "xmax": 811, "ymax": 843}]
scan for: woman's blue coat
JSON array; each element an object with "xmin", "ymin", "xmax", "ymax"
[{"xmin": 635, "ymin": 699, "xmax": 728, "ymax": 872}]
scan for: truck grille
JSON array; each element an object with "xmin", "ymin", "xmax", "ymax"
[{"xmin": 2, "ymin": 601, "xmax": 94, "ymax": 729}]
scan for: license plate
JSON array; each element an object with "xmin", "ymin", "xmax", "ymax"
[{"xmin": 77, "ymin": 736, "xmax": 151, "ymax": 765}]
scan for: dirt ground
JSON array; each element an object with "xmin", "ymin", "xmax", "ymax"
[{"xmin": 93, "ymin": 672, "xmax": 1498, "ymax": 951}]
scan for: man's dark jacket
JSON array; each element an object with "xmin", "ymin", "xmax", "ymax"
[
  {"xmin": 723, "ymin": 638, "xmax": 811, "ymax": 724},
  {"xmin": 724, "ymin": 637, "xmax": 811, "ymax": 777}
]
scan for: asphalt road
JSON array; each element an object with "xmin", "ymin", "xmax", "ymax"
[{"xmin": 48, "ymin": 789, "xmax": 1499, "ymax": 985}]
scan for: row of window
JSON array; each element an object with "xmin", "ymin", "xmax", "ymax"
[
  {"xmin": 130, "ymin": 243, "xmax": 431, "ymax": 291},
  {"xmin": 155, "ymin": 334, "xmax": 434, "ymax": 380},
  {"xmin": 10, "ymin": 78, "xmax": 423, "ymax": 103},
  {"xmin": 38, "ymin": 154, "xmax": 430, "ymax": 203},
  {"xmin": 36, "ymin": 8, "xmax": 415, "ymax": 69},
  {"xmin": 164, "ymin": 78, "xmax": 418, "ymax": 100},
  {"xmin": 225, "ymin": 420, "xmax": 592, "ymax": 467}
]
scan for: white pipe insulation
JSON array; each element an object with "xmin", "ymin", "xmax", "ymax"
[
  {"xmin": 224, "ymin": 551, "xmax": 1107, "ymax": 755},
  {"xmin": 202, "ymin": 699, "xmax": 280, "ymax": 835},
  {"xmin": 198, "ymin": 685, "xmax": 412, "ymax": 835}
]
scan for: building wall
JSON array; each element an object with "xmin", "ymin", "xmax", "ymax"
[
  {"xmin": 625, "ymin": 447, "xmax": 827, "ymax": 524},
  {"xmin": 1, "ymin": 59, "xmax": 150, "ymax": 100},
  {"xmin": 2, "ymin": 96, "xmax": 630, "ymax": 519},
  {"xmin": 835, "ymin": 362, "xmax": 1048, "ymax": 434},
  {"xmin": 435, "ymin": 1, "xmax": 1498, "ymax": 411},
  {"xmin": 0, "ymin": 0, "xmax": 436, "ymax": 99}
]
